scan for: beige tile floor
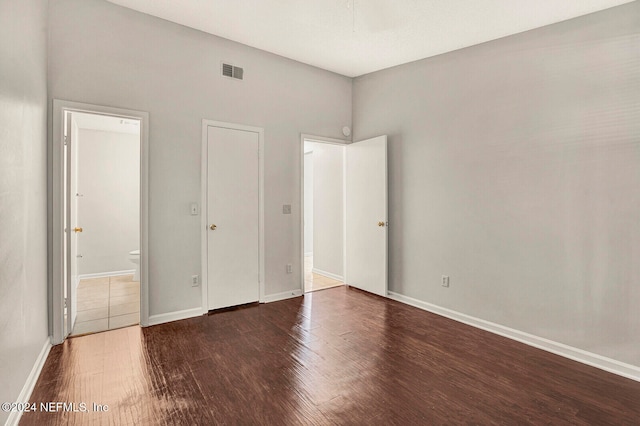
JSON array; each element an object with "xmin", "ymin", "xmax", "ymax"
[
  {"xmin": 304, "ymin": 255, "xmax": 345, "ymax": 293},
  {"xmin": 71, "ymin": 274, "xmax": 140, "ymax": 336}
]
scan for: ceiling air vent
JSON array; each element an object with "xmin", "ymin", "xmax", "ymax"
[{"xmin": 222, "ymin": 63, "xmax": 243, "ymax": 80}]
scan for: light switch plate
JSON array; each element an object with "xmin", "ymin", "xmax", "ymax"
[
  {"xmin": 190, "ymin": 203, "xmax": 199, "ymax": 215},
  {"xmin": 283, "ymin": 204, "xmax": 291, "ymax": 214},
  {"xmin": 442, "ymin": 275, "xmax": 450, "ymax": 287}
]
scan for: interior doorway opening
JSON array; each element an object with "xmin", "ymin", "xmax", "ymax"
[
  {"xmin": 300, "ymin": 133, "xmax": 388, "ymax": 298},
  {"xmin": 52, "ymin": 100, "xmax": 149, "ymax": 345},
  {"xmin": 302, "ymin": 137, "xmax": 347, "ymax": 293},
  {"xmin": 64, "ymin": 112, "xmax": 141, "ymax": 336}
]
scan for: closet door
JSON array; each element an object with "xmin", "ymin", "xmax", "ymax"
[{"xmin": 207, "ymin": 125, "xmax": 260, "ymax": 309}]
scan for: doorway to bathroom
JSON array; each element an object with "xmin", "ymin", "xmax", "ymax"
[
  {"xmin": 68, "ymin": 111, "xmax": 141, "ymax": 336},
  {"xmin": 52, "ymin": 100, "xmax": 149, "ymax": 344}
]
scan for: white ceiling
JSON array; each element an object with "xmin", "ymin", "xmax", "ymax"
[
  {"xmin": 73, "ymin": 112, "xmax": 141, "ymax": 135},
  {"xmin": 106, "ymin": 0, "xmax": 634, "ymax": 77}
]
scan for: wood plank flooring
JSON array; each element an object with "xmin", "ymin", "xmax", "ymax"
[{"xmin": 22, "ymin": 286, "xmax": 640, "ymax": 425}]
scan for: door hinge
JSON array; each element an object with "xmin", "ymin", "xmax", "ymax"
[
  {"xmin": 64, "ymin": 297, "xmax": 68, "ymax": 309},
  {"xmin": 64, "ymin": 135, "xmax": 68, "ymax": 146}
]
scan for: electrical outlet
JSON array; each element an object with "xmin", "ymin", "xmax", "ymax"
[
  {"xmin": 286, "ymin": 264, "xmax": 292, "ymax": 274},
  {"xmin": 441, "ymin": 275, "xmax": 449, "ymax": 287},
  {"xmin": 191, "ymin": 275, "xmax": 199, "ymax": 287},
  {"xmin": 283, "ymin": 204, "xmax": 291, "ymax": 214}
]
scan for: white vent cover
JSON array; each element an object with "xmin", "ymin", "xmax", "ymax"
[{"xmin": 222, "ymin": 63, "xmax": 243, "ymax": 80}]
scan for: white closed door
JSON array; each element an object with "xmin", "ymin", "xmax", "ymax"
[
  {"xmin": 346, "ymin": 135, "xmax": 388, "ymax": 296},
  {"xmin": 207, "ymin": 125, "xmax": 260, "ymax": 310}
]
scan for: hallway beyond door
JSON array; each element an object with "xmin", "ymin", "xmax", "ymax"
[{"xmin": 304, "ymin": 255, "xmax": 344, "ymax": 293}]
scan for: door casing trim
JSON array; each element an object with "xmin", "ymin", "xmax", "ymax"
[{"xmin": 201, "ymin": 120, "xmax": 265, "ymax": 313}]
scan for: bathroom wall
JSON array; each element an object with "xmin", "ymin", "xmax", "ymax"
[
  {"xmin": 303, "ymin": 152, "xmax": 313, "ymax": 256},
  {"xmin": 310, "ymin": 142, "xmax": 344, "ymax": 279},
  {"xmin": 0, "ymin": 0, "xmax": 49, "ymax": 423},
  {"xmin": 48, "ymin": 0, "xmax": 352, "ymax": 316},
  {"xmin": 76, "ymin": 128, "xmax": 140, "ymax": 276},
  {"xmin": 353, "ymin": 2, "xmax": 640, "ymax": 366}
]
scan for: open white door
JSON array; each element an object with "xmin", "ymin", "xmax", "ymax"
[
  {"xmin": 63, "ymin": 112, "xmax": 70, "ymax": 338},
  {"xmin": 63, "ymin": 112, "xmax": 81, "ymax": 337},
  {"xmin": 346, "ymin": 135, "xmax": 388, "ymax": 296},
  {"xmin": 68, "ymin": 113, "xmax": 79, "ymax": 335}
]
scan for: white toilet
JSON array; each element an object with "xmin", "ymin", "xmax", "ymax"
[{"xmin": 128, "ymin": 250, "xmax": 140, "ymax": 281}]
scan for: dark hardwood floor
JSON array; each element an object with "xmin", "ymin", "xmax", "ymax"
[{"xmin": 22, "ymin": 286, "xmax": 640, "ymax": 425}]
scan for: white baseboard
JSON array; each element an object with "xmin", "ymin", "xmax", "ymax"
[
  {"xmin": 311, "ymin": 268, "xmax": 343, "ymax": 282},
  {"xmin": 78, "ymin": 269, "xmax": 135, "ymax": 280},
  {"xmin": 387, "ymin": 291, "xmax": 640, "ymax": 382},
  {"xmin": 5, "ymin": 338, "xmax": 52, "ymax": 426},
  {"xmin": 262, "ymin": 289, "xmax": 303, "ymax": 303},
  {"xmin": 148, "ymin": 307, "xmax": 202, "ymax": 326}
]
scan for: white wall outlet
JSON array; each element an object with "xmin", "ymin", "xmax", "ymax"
[
  {"xmin": 441, "ymin": 275, "xmax": 450, "ymax": 287},
  {"xmin": 283, "ymin": 204, "xmax": 291, "ymax": 214},
  {"xmin": 286, "ymin": 264, "xmax": 292, "ymax": 274},
  {"xmin": 191, "ymin": 275, "xmax": 199, "ymax": 287},
  {"xmin": 190, "ymin": 203, "xmax": 199, "ymax": 215}
]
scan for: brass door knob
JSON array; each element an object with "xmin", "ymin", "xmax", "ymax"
[
  {"xmin": 209, "ymin": 224, "xmax": 217, "ymax": 230},
  {"xmin": 73, "ymin": 227, "xmax": 83, "ymax": 233},
  {"xmin": 378, "ymin": 221, "xmax": 385, "ymax": 227}
]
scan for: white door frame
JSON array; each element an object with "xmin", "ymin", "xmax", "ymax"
[
  {"xmin": 51, "ymin": 99, "xmax": 150, "ymax": 345},
  {"xmin": 201, "ymin": 120, "xmax": 265, "ymax": 313},
  {"xmin": 299, "ymin": 134, "xmax": 350, "ymax": 293}
]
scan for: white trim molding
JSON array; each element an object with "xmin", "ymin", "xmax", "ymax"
[
  {"xmin": 5, "ymin": 338, "xmax": 52, "ymax": 426},
  {"xmin": 262, "ymin": 289, "xmax": 303, "ymax": 304},
  {"xmin": 148, "ymin": 308, "xmax": 203, "ymax": 326},
  {"xmin": 388, "ymin": 291, "xmax": 640, "ymax": 382},
  {"xmin": 301, "ymin": 134, "xmax": 351, "ymax": 145},
  {"xmin": 311, "ymin": 268, "xmax": 344, "ymax": 282}
]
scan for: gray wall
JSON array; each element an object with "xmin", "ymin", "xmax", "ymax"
[
  {"xmin": 303, "ymin": 152, "xmax": 313, "ymax": 255},
  {"xmin": 77, "ymin": 129, "xmax": 140, "ymax": 275},
  {"xmin": 353, "ymin": 2, "xmax": 640, "ymax": 366},
  {"xmin": 310, "ymin": 142, "xmax": 344, "ymax": 278},
  {"xmin": 48, "ymin": 0, "xmax": 352, "ymax": 315},
  {"xmin": 0, "ymin": 0, "xmax": 49, "ymax": 422}
]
